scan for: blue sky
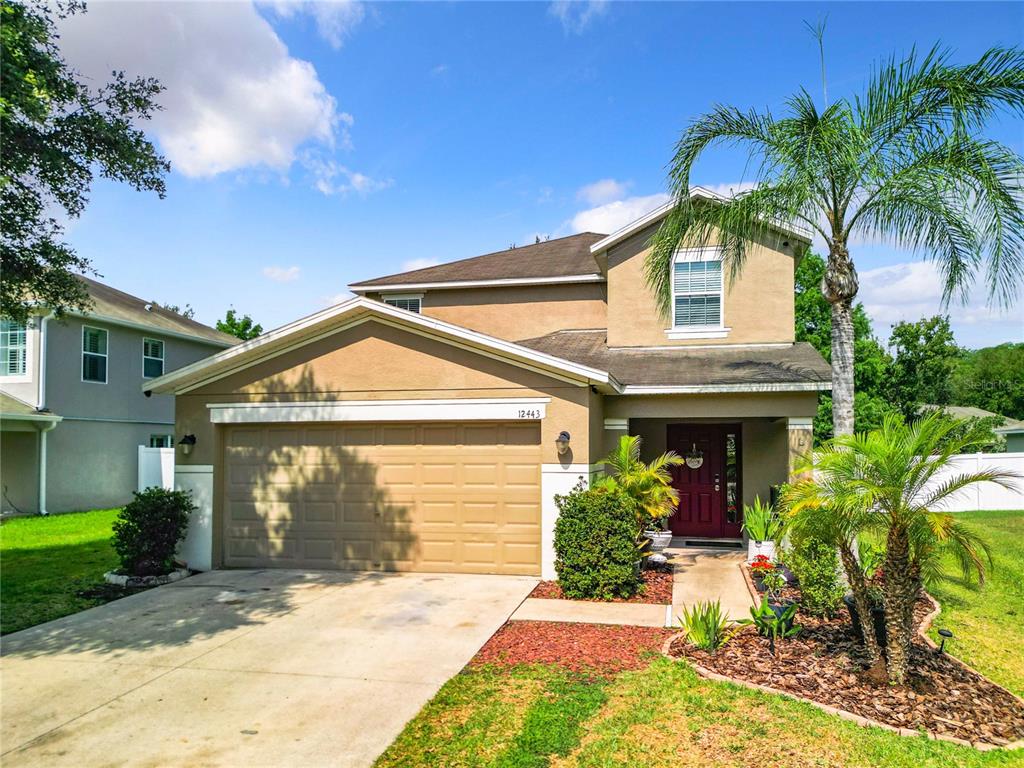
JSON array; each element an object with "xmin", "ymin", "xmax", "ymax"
[{"xmin": 58, "ymin": 1, "xmax": 1022, "ymax": 347}]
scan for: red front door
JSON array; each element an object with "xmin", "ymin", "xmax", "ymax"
[{"xmin": 667, "ymin": 424, "xmax": 742, "ymax": 538}]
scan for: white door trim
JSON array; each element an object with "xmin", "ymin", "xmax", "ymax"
[{"xmin": 207, "ymin": 397, "xmax": 551, "ymax": 424}]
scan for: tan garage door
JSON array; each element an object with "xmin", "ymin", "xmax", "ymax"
[{"xmin": 222, "ymin": 421, "xmax": 542, "ymax": 575}]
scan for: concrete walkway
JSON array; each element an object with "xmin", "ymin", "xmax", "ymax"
[
  {"xmin": 667, "ymin": 546, "xmax": 753, "ymax": 621},
  {"xmin": 1, "ymin": 569, "xmax": 536, "ymax": 768},
  {"xmin": 509, "ymin": 547, "xmax": 752, "ymax": 628},
  {"xmin": 510, "ymin": 597, "xmax": 669, "ymax": 627}
]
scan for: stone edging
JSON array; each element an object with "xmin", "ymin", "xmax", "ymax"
[
  {"xmin": 104, "ymin": 569, "xmax": 191, "ymax": 588},
  {"xmin": 680, "ymin": 569, "xmax": 1024, "ymax": 752}
]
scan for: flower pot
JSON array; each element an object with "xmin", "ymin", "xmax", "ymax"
[
  {"xmin": 747, "ymin": 539, "xmax": 775, "ymax": 563},
  {"xmin": 843, "ymin": 595, "xmax": 887, "ymax": 647},
  {"xmin": 644, "ymin": 530, "xmax": 673, "ymax": 553},
  {"xmin": 768, "ymin": 600, "xmax": 797, "ymax": 632}
]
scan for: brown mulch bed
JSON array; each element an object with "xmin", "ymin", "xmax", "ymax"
[
  {"xmin": 473, "ymin": 620, "xmax": 674, "ymax": 675},
  {"xmin": 668, "ymin": 596, "xmax": 1024, "ymax": 747},
  {"xmin": 529, "ymin": 567, "xmax": 674, "ymax": 605}
]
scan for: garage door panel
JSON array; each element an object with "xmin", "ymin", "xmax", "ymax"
[{"xmin": 222, "ymin": 421, "xmax": 541, "ymax": 574}]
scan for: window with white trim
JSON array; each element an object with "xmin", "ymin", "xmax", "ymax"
[
  {"xmin": 0, "ymin": 320, "xmax": 27, "ymax": 377},
  {"xmin": 672, "ymin": 250, "xmax": 723, "ymax": 328},
  {"xmin": 143, "ymin": 338, "xmax": 164, "ymax": 378},
  {"xmin": 82, "ymin": 326, "xmax": 108, "ymax": 383},
  {"xmin": 149, "ymin": 434, "xmax": 173, "ymax": 448},
  {"xmin": 382, "ymin": 295, "xmax": 422, "ymax": 313}
]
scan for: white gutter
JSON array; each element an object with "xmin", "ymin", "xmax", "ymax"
[
  {"xmin": 349, "ymin": 273, "xmax": 605, "ymax": 293},
  {"xmin": 620, "ymin": 381, "xmax": 832, "ymax": 395}
]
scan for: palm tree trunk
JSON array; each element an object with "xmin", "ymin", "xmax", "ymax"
[
  {"xmin": 823, "ymin": 242, "xmax": 859, "ymax": 437},
  {"xmin": 883, "ymin": 525, "xmax": 915, "ymax": 685},
  {"xmin": 839, "ymin": 543, "xmax": 881, "ymax": 664}
]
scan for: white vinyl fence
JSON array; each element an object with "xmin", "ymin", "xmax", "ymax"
[
  {"xmin": 919, "ymin": 452, "xmax": 1024, "ymax": 512},
  {"xmin": 138, "ymin": 446, "xmax": 175, "ymax": 492}
]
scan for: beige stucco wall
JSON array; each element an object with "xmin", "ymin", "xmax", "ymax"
[
  {"xmin": 605, "ymin": 221, "xmax": 798, "ymax": 347},
  {"xmin": 604, "ymin": 392, "xmax": 818, "ymax": 421},
  {"xmin": 176, "ymin": 320, "xmax": 593, "ymax": 467},
  {"xmin": 367, "ymin": 283, "xmax": 608, "ymax": 342}
]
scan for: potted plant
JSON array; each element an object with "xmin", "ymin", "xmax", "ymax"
[
  {"xmin": 844, "ymin": 581, "xmax": 887, "ymax": 647},
  {"xmin": 643, "ymin": 515, "xmax": 673, "ymax": 553},
  {"xmin": 748, "ymin": 554, "xmax": 774, "ymax": 591},
  {"xmin": 742, "ymin": 497, "xmax": 783, "ymax": 562}
]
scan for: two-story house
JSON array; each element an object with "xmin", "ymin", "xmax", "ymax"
[
  {"xmin": 145, "ymin": 189, "xmax": 830, "ymax": 576},
  {"xmin": 1, "ymin": 276, "xmax": 237, "ymax": 515}
]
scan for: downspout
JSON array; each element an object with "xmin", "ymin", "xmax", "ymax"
[
  {"xmin": 36, "ymin": 312, "xmax": 53, "ymax": 515},
  {"xmin": 38, "ymin": 423, "xmax": 57, "ymax": 515}
]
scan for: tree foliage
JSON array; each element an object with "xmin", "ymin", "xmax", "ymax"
[
  {"xmin": 647, "ymin": 42, "xmax": 1024, "ymax": 437},
  {"xmin": 217, "ymin": 309, "xmax": 264, "ymax": 341},
  {"xmin": 1, "ymin": 0, "xmax": 169, "ymax": 323},
  {"xmin": 887, "ymin": 315, "xmax": 962, "ymax": 419},
  {"xmin": 953, "ymin": 343, "xmax": 1024, "ymax": 420}
]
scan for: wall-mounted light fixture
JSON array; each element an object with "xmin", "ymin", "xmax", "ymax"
[
  {"xmin": 555, "ymin": 431, "xmax": 571, "ymax": 455},
  {"xmin": 178, "ymin": 434, "xmax": 197, "ymax": 456}
]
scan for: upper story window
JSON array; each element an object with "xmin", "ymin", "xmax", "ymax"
[
  {"xmin": 0, "ymin": 320, "xmax": 27, "ymax": 377},
  {"xmin": 383, "ymin": 294, "xmax": 422, "ymax": 313},
  {"xmin": 671, "ymin": 249, "xmax": 724, "ymax": 333},
  {"xmin": 143, "ymin": 338, "xmax": 164, "ymax": 378},
  {"xmin": 82, "ymin": 326, "xmax": 108, "ymax": 383}
]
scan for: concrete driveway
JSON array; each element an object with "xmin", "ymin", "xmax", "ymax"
[{"xmin": 1, "ymin": 569, "xmax": 536, "ymax": 767}]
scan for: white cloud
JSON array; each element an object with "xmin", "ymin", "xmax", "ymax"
[
  {"xmin": 576, "ymin": 178, "xmax": 631, "ymax": 206},
  {"xmin": 570, "ymin": 193, "xmax": 670, "ymax": 234},
  {"xmin": 401, "ymin": 257, "xmax": 441, "ymax": 272},
  {"xmin": 324, "ymin": 291, "xmax": 353, "ymax": 306},
  {"xmin": 858, "ymin": 260, "xmax": 1023, "ymax": 345},
  {"xmin": 264, "ymin": 0, "xmax": 365, "ymax": 49},
  {"xmin": 56, "ymin": 3, "xmax": 342, "ymax": 179},
  {"xmin": 701, "ymin": 181, "xmax": 759, "ymax": 198},
  {"xmin": 548, "ymin": 0, "xmax": 609, "ymax": 34},
  {"xmin": 263, "ymin": 265, "xmax": 301, "ymax": 282},
  {"xmin": 431, "ymin": 64, "xmax": 449, "ymax": 77},
  {"xmin": 305, "ymin": 155, "xmax": 393, "ymax": 196}
]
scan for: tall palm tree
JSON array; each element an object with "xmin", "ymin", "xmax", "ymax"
[
  {"xmin": 596, "ymin": 435, "xmax": 683, "ymax": 529},
  {"xmin": 786, "ymin": 413, "xmax": 1018, "ymax": 685},
  {"xmin": 646, "ymin": 46, "xmax": 1024, "ymax": 436}
]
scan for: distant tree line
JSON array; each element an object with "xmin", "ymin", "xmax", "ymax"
[{"xmin": 795, "ymin": 253, "xmax": 1022, "ymax": 450}]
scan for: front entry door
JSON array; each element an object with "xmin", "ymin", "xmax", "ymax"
[{"xmin": 667, "ymin": 424, "xmax": 739, "ymax": 538}]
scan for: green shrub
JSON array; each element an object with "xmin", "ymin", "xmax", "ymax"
[
  {"xmin": 741, "ymin": 496, "xmax": 784, "ymax": 542},
  {"xmin": 786, "ymin": 536, "xmax": 845, "ymax": 617},
  {"xmin": 553, "ymin": 483, "xmax": 641, "ymax": 600},
  {"xmin": 678, "ymin": 600, "xmax": 738, "ymax": 652},
  {"xmin": 112, "ymin": 488, "xmax": 194, "ymax": 576}
]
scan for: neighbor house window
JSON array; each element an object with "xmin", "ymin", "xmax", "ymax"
[
  {"xmin": 0, "ymin": 320, "xmax": 27, "ymax": 377},
  {"xmin": 382, "ymin": 295, "xmax": 422, "ymax": 313},
  {"xmin": 82, "ymin": 326, "xmax": 108, "ymax": 383},
  {"xmin": 149, "ymin": 434, "xmax": 173, "ymax": 448},
  {"xmin": 143, "ymin": 338, "xmax": 164, "ymax": 378},
  {"xmin": 672, "ymin": 250, "xmax": 723, "ymax": 328}
]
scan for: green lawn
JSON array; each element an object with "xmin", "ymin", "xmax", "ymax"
[
  {"xmin": 377, "ymin": 510, "xmax": 1024, "ymax": 768},
  {"xmin": 1, "ymin": 508, "xmax": 122, "ymax": 634}
]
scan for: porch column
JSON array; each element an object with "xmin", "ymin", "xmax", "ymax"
[
  {"xmin": 786, "ymin": 417, "xmax": 813, "ymax": 481},
  {"xmin": 602, "ymin": 418, "xmax": 629, "ymax": 458}
]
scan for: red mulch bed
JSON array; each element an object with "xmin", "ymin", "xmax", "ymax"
[
  {"xmin": 472, "ymin": 621, "xmax": 674, "ymax": 675},
  {"xmin": 529, "ymin": 567, "xmax": 673, "ymax": 605},
  {"xmin": 669, "ymin": 596, "xmax": 1024, "ymax": 746}
]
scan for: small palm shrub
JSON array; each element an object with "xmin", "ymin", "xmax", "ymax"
[
  {"xmin": 786, "ymin": 536, "xmax": 845, "ymax": 617},
  {"xmin": 112, "ymin": 488, "xmax": 194, "ymax": 576},
  {"xmin": 741, "ymin": 497, "xmax": 783, "ymax": 543},
  {"xmin": 678, "ymin": 600, "xmax": 738, "ymax": 652},
  {"xmin": 594, "ymin": 434, "xmax": 682, "ymax": 534},
  {"xmin": 553, "ymin": 483, "xmax": 641, "ymax": 600}
]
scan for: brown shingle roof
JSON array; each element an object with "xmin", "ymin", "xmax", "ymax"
[
  {"xmin": 516, "ymin": 329, "xmax": 831, "ymax": 388},
  {"xmin": 77, "ymin": 276, "xmax": 238, "ymax": 346},
  {"xmin": 350, "ymin": 232, "xmax": 607, "ymax": 288}
]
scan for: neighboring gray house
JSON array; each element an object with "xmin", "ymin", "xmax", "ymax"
[{"xmin": 1, "ymin": 276, "xmax": 236, "ymax": 514}]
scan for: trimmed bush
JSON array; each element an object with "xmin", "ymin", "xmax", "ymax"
[
  {"xmin": 112, "ymin": 488, "xmax": 195, "ymax": 576},
  {"xmin": 553, "ymin": 483, "xmax": 641, "ymax": 600},
  {"xmin": 786, "ymin": 536, "xmax": 845, "ymax": 617}
]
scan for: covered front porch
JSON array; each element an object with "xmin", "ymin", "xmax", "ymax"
[
  {"xmin": 0, "ymin": 393, "xmax": 61, "ymax": 515},
  {"xmin": 599, "ymin": 391, "xmax": 816, "ymax": 543}
]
